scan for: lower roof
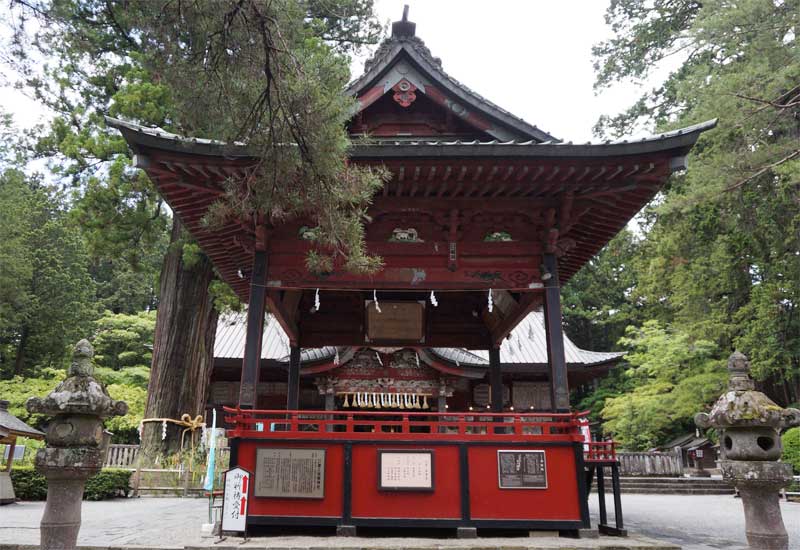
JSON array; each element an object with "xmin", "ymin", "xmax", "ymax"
[{"xmin": 214, "ymin": 310, "xmax": 623, "ymax": 370}]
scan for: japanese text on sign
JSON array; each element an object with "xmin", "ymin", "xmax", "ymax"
[
  {"xmin": 379, "ymin": 450, "xmax": 433, "ymax": 490},
  {"xmin": 497, "ymin": 450, "xmax": 547, "ymax": 489},
  {"xmin": 255, "ymin": 448, "xmax": 325, "ymax": 498},
  {"xmin": 221, "ymin": 467, "xmax": 250, "ymax": 532}
]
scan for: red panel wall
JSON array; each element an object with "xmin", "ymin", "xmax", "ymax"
[
  {"xmin": 350, "ymin": 445, "xmax": 461, "ymax": 520},
  {"xmin": 468, "ymin": 445, "xmax": 581, "ymax": 521},
  {"xmin": 238, "ymin": 440, "xmax": 582, "ymax": 524},
  {"xmin": 238, "ymin": 440, "xmax": 344, "ymax": 518}
]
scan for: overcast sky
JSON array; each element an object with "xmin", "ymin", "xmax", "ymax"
[{"xmin": 1, "ymin": 0, "xmax": 655, "ymax": 142}]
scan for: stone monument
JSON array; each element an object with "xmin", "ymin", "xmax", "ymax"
[
  {"xmin": 695, "ymin": 351, "xmax": 800, "ymax": 550},
  {"xmin": 26, "ymin": 339, "xmax": 127, "ymax": 550}
]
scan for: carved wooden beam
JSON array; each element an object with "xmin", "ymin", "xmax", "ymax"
[
  {"xmin": 490, "ymin": 293, "xmax": 540, "ymax": 346},
  {"xmin": 266, "ymin": 290, "xmax": 300, "ymax": 345}
]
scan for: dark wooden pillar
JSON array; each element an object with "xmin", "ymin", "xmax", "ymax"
[
  {"xmin": 238, "ymin": 250, "xmax": 268, "ymax": 409},
  {"xmin": 489, "ymin": 347, "xmax": 503, "ymax": 413},
  {"xmin": 287, "ymin": 345, "xmax": 301, "ymax": 410},
  {"xmin": 543, "ymin": 253, "xmax": 570, "ymax": 412}
]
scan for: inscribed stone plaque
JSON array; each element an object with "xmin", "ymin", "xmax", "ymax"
[
  {"xmin": 255, "ymin": 448, "xmax": 325, "ymax": 498},
  {"xmin": 497, "ymin": 450, "xmax": 547, "ymax": 489},
  {"xmin": 378, "ymin": 450, "xmax": 433, "ymax": 491},
  {"xmin": 366, "ymin": 301, "xmax": 424, "ymax": 343}
]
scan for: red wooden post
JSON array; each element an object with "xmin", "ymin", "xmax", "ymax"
[
  {"xmin": 543, "ymin": 253, "xmax": 570, "ymax": 412},
  {"xmin": 488, "ymin": 347, "xmax": 503, "ymax": 413},
  {"xmin": 238, "ymin": 250, "xmax": 268, "ymax": 409},
  {"xmin": 287, "ymin": 346, "xmax": 301, "ymax": 410}
]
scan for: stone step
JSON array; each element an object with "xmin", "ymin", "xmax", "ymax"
[
  {"xmin": 620, "ymin": 488, "xmax": 735, "ymax": 495},
  {"xmin": 620, "ymin": 480, "xmax": 730, "ymax": 487}
]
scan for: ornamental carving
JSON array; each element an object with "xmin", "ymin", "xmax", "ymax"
[{"xmin": 392, "ymin": 79, "xmax": 417, "ymax": 107}]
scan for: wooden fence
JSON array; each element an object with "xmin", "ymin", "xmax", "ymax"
[
  {"xmin": 104, "ymin": 444, "xmax": 230, "ymax": 496},
  {"xmin": 617, "ymin": 450, "xmax": 683, "ymax": 477},
  {"xmin": 104, "ymin": 444, "xmax": 230, "ymax": 469}
]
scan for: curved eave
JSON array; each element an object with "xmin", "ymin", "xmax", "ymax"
[{"xmin": 107, "ymin": 116, "xmax": 717, "ymax": 164}]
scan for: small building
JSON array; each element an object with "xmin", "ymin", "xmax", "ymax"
[
  {"xmin": 661, "ymin": 433, "xmax": 718, "ymax": 473},
  {"xmin": 0, "ymin": 399, "xmax": 44, "ymax": 504},
  {"xmin": 111, "ymin": 8, "xmax": 713, "ymax": 536}
]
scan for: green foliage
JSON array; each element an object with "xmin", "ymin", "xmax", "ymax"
[
  {"xmin": 0, "ymin": 371, "xmax": 65, "ymax": 429},
  {"xmin": 92, "ymin": 311, "xmax": 156, "ymax": 372},
  {"xmin": 782, "ymin": 427, "xmax": 800, "ymax": 475},
  {"xmin": 103, "ymin": 383, "xmax": 147, "ymax": 443},
  {"xmin": 563, "ymin": 230, "xmax": 641, "ymax": 352},
  {"xmin": 83, "ymin": 468, "xmax": 133, "ymax": 500},
  {"xmin": 10, "ymin": 467, "xmax": 132, "ymax": 500},
  {"xmin": 9, "ymin": 467, "xmax": 48, "ymax": 500},
  {"xmin": 0, "ymin": 170, "xmax": 96, "ymax": 377},
  {"xmin": 600, "ymin": 322, "xmax": 727, "ymax": 450},
  {"xmin": 591, "ymin": 0, "xmax": 800, "ymax": 406}
]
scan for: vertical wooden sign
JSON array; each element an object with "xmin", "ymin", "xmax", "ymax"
[{"xmin": 221, "ymin": 467, "xmax": 251, "ymax": 533}]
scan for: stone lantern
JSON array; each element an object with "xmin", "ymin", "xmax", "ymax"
[
  {"xmin": 695, "ymin": 351, "xmax": 800, "ymax": 550},
  {"xmin": 26, "ymin": 339, "xmax": 127, "ymax": 550}
]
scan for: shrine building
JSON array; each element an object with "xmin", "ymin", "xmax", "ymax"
[{"xmin": 110, "ymin": 9, "xmax": 714, "ymax": 537}]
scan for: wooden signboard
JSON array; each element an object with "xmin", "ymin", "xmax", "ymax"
[
  {"xmin": 378, "ymin": 450, "xmax": 434, "ymax": 491},
  {"xmin": 254, "ymin": 448, "xmax": 325, "ymax": 499},
  {"xmin": 366, "ymin": 301, "xmax": 425, "ymax": 343},
  {"xmin": 497, "ymin": 450, "xmax": 547, "ymax": 489},
  {"xmin": 221, "ymin": 467, "xmax": 251, "ymax": 533}
]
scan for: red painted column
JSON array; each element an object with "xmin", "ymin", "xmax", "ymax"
[
  {"xmin": 287, "ymin": 345, "xmax": 301, "ymax": 410},
  {"xmin": 543, "ymin": 253, "xmax": 570, "ymax": 412},
  {"xmin": 238, "ymin": 250, "xmax": 268, "ymax": 409},
  {"xmin": 489, "ymin": 347, "xmax": 503, "ymax": 413}
]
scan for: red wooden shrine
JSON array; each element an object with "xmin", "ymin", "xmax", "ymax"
[{"xmin": 111, "ymin": 9, "xmax": 713, "ymax": 536}]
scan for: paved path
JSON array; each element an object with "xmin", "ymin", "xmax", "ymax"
[
  {"xmin": 0, "ymin": 494, "xmax": 797, "ymax": 549},
  {"xmin": 591, "ymin": 493, "xmax": 800, "ymax": 550}
]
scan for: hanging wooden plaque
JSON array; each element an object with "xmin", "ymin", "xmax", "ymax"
[{"xmin": 366, "ymin": 301, "xmax": 425, "ymax": 343}]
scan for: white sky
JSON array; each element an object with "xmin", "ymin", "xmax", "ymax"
[{"xmin": 1, "ymin": 0, "xmax": 655, "ymax": 142}]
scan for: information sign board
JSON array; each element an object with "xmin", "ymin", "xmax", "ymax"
[
  {"xmin": 255, "ymin": 448, "xmax": 325, "ymax": 498},
  {"xmin": 221, "ymin": 467, "xmax": 250, "ymax": 533},
  {"xmin": 378, "ymin": 450, "xmax": 434, "ymax": 491},
  {"xmin": 497, "ymin": 450, "xmax": 547, "ymax": 489}
]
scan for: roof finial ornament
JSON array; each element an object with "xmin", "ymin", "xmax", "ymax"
[{"xmin": 392, "ymin": 5, "xmax": 416, "ymax": 38}]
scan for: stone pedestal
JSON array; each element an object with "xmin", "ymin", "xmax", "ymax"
[
  {"xmin": 26, "ymin": 340, "xmax": 127, "ymax": 550},
  {"xmin": 36, "ymin": 447, "xmax": 104, "ymax": 549},
  {"xmin": 722, "ymin": 461, "xmax": 793, "ymax": 550},
  {"xmin": 695, "ymin": 351, "xmax": 800, "ymax": 550}
]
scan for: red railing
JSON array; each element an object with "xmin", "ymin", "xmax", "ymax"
[
  {"xmin": 223, "ymin": 407, "xmax": 589, "ymax": 443},
  {"xmin": 584, "ymin": 440, "xmax": 617, "ymax": 463}
]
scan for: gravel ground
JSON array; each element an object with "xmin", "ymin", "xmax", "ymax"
[{"xmin": 0, "ymin": 494, "xmax": 797, "ymax": 549}]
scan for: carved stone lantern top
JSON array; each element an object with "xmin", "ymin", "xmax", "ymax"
[
  {"xmin": 26, "ymin": 339, "xmax": 128, "ymax": 419},
  {"xmin": 696, "ymin": 352, "xmax": 800, "ymax": 431}
]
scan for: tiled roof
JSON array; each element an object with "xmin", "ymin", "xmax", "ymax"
[
  {"xmin": 106, "ymin": 116, "xmax": 716, "ymax": 159},
  {"xmin": 347, "ymin": 33, "xmax": 558, "ymax": 143},
  {"xmin": 214, "ymin": 311, "xmax": 335, "ymax": 363},
  {"xmin": 431, "ymin": 311, "xmax": 624, "ymax": 367},
  {"xmin": 214, "ymin": 310, "xmax": 623, "ymax": 368},
  {"xmin": 0, "ymin": 403, "xmax": 44, "ymax": 440}
]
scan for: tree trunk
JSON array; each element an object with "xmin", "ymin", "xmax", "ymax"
[{"xmin": 141, "ymin": 218, "xmax": 219, "ymax": 457}]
